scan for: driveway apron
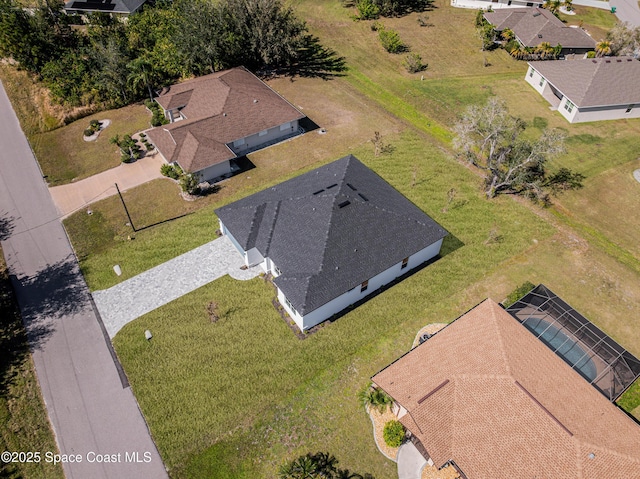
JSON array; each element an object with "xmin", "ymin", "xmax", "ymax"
[{"xmin": 93, "ymin": 236, "xmax": 260, "ymax": 338}]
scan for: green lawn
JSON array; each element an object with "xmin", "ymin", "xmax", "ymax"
[
  {"xmin": 113, "ymin": 130, "xmax": 556, "ymax": 477},
  {"xmin": 49, "ymin": 1, "xmax": 640, "ymax": 477},
  {"xmin": 31, "ymin": 104, "xmax": 151, "ymax": 186},
  {"xmin": 0, "ymin": 250, "xmax": 64, "ymax": 479}
]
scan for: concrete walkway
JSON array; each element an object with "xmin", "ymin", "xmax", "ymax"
[
  {"xmin": 397, "ymin": 442, "xmax": 428, "ymax": 479},
  {"xmin": 49, "ymin": 152, "xmax": 165, "ymax": 218},
  {"xmin": 572, "ymin": 0, "xmax": 611, "ymax": 10},
  {"xmin": 93, "ymin": 236, "xmax": 260, "ymax": 338}
]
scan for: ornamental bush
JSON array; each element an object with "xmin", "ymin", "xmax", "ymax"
[
  {"xmin": 503, "ymin": 281, "xmax": 536, "ymax": 307},
  {"xmin": 379, "ymin": 27, "xmax": 406, "ymax": 53},
  {"xmin": 383, "ymin": 420, "xmax": 405, "ymax": 447},
  {"xmin": 403, "ymin": 52, "xmax": 427, "ymax": 73}
]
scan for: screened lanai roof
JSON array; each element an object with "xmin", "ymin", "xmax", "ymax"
[{"xmin": 506, "ymin": 284, "xmax": 640, "ymax": 401}]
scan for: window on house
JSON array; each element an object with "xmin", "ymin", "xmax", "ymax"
[
  {"xmin": 361, "ymin": 280, "xmax": 369, "ymax": 293},
  {"xmin": 259, "ymin": 129, "xmax": 268, "ymax": 137},
  {"xmin": 529, "ymin": 68, "xmax": 534, "ymax": 78},
  {"xmin": 564, "ymin": 100, "xmax": 574, "ymax": 113},
  {"xmin": 626, "ymin": 105, "xmax": 634, "ymax": 113},
  {"xmin": 284, "ymin": 297, "xmax": 297, "ymax": 316},
  {"xmin": 401, "ymin": 257, "xmax": 409, "ymax": 269},
  {"xmin": 539, "ymin": 77, "xmax": 545, "ymax": 87},
  {"xmin": 233, "ymin": 138, "xmax": 245, "ymax": 148},
  {"xmin": 280, "ymin": 122, "xmax": 292, "ymax": 131}
]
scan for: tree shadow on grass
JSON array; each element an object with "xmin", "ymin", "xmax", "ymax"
[{"xmin": 286, "ymin": 35, "xmax": 348, "ymax": 80}]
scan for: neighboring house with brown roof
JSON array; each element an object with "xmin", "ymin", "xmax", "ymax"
[
  {"xmin": 485, "ymin": 7, "xmax": 595, "ymax": 55},
  {"xmin": 526, "ymin": 56, "xmax": 640, "ymax": 122},
  {"xmin": 373, "ymin": 298, "xmax": 640, "ymax": 479},
  {"xmin": 215, "ymin": 155, "xmax": 448, "ymax": 332},
  {"xmin": 146, "ymin": 67, "xmax": 305, "ymax": 182}
]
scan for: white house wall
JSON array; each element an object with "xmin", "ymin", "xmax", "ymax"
[
  {"xmin": 228, "ymin": 120, "xmax": 299, "ymax": 155},
  {"xmin": 451, "ymin": 0, "xmax": 541, "ymax": 9},
  {"xmin": 526, "ymin": 66, "xmax": 640, "ymax": 123},
  {"xmin": 280, "ymin": 239, "xmax": 444, "ymax": 331},
  {"xmin": 194, "ymin": 161, "xmax": 233, "ymax": 182},
  {"xmin": 572, "ymin": 104, "xmax": 640, "ymax": 123}
]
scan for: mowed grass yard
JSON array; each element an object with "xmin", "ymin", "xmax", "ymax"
[
  {"xmin": 53, "ymin": 1, "xmax": 640, "ymax": 478},
  {"xmin": 113, "ymin": 130, "xmax": 557, "ymax": 478},
  {"xmin": 32, "ymin": 104, "xmax": 151, "ymax": 186}
]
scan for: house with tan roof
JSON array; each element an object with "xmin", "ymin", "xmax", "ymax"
[
  {"xmin": 526, "ymin": 56, "xmax": 640, "ymax": 122},
  {"xmin": 146, "ymin": 67, "xmax": 305, "ymax": 182},
  {"xmin": 215, "ymin": 155, "xmax": 448, "ymax": 332},
  {"xmin": 373, "ymin": 288, "xmax": 640, "ymax": 479},
  {"xmin": 485, "ymin": 7, "xmax": 595, "ymax": 56}
]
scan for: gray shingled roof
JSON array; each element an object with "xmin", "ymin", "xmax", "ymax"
[
  {"xmin": 215, "ymin": 156, "xmax": 448, "ymax": 315},
  {"xmin": 485, "ymin": 7, "xmax": 595, "ymax": 49},
  {"xmin": 529, "ymin": 57, "xmax": 640, "ymax": 107},
  {"xmin": 64, "ymin": 0, "xmax": 145, "ymax": 14}
]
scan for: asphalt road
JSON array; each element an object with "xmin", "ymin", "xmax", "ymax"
[
  {"xmin": 610, "ymin": 0, "xmax": 640, "ymax": 26},
  {"xmin": 0, "ymin": 82, "xmax": 169, "ymax": 479}
]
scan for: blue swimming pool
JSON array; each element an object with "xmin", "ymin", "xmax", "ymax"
[{"xmin": 524, "ymin": 318, "xmax": 598, "ymax": 382}]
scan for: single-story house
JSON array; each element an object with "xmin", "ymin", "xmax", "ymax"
[
  {"xmin": 451, "ymin": 0, "xmax": 543, "ymax": 10},
  {"xmin": 215, "ymin": 155, "xmax": 449, "ymax": 332},
  {"xmin": 64, "ymin": 0, "xmax": 146, "ymax": 15},
  {"xmin": 485, "ymin": 7, "xmax": 595, "ymax": 55},
  {"xmin": 526, "ymin": 57, "xmax": 640, "ymax": 123},
  {"xmin": 146, "ymin": 67, "xmax": 305, "ymax": 182},
  {"xmin": 373, "ymin": 295, "xmax": 640, "ymax": 478}
]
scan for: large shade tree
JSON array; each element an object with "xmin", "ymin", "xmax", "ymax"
[{"xmin": 454, "ymin": 98, "xmax": 584, "ymax": 203}]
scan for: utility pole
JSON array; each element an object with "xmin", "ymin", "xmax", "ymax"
[{"xmin": 115, "ymin": 183, "xmax": 136, "ymax": 232}]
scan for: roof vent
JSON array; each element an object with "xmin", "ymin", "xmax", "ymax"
[
  {"xmin": 223, "ymin": 112, "xmax": 227, "ymax": 116},
  {"xmin": 592, "ymin": 59, "xmax": 597, "ymax": 63},
  {"xmin": 313, "ymin": 189, "xmax": 325, "ymax": 195},
  {"xmin": 358, "ymin": 193, "xmax": 369, "ymax": 202},
  {"xmin": 616, "ymin": 59, "xmax": 621, "ymax": 62},
  {"xmin": 338, "ymin": 200, "xmax": 351, "ymax": 208},
  {"xmin": 253, "ymin": 99, "xmax": 258, "ymax": 103},
  {"xmin": 538, "ymin": 34, "xmax": 543, "ymax": 38},
  {"xmin": 588, "ymin": 453, "xmax": 596, "ymax": 460},
  {"xmin": 346, "ymin": 182, "xmax": 357, "ymax": 191},
  {"xmin": 605, "ymin": 59, "xmax": 611, "ymax": 63},
  {"xmin": 327, "ymin": 183, "xmax": 338, "ymax": 189},
  {"xmin": 533, "ymin": 11, "xmax": 541, "ymax": 16}
]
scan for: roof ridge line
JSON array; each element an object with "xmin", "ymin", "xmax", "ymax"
[
  {"xmin": 490, "ymin": 300, "xmax": 512, "ymax": 376},
  {"xmin": 580, "ymin": 59, "xmax": 606, "ymax": 105},
  {"xmin": 354, "ymin": 198, "xmax": 433, "ymax": 227}
]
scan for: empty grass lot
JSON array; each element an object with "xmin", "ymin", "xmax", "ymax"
[{"xmin": 31, "ymin": 104, "xmax": 151, "ymax": 186}]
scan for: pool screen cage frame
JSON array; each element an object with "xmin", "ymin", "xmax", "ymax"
[{"xmin": 506, "ymin": 284, "xmax": 640, "ymax": 402}]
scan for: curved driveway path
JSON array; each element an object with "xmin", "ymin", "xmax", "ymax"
[
  {"xmin": 49, "ymin": 152, "xmax": 165, "ymax": 218},
  {"xmin": 0, "ymin": 82, "xmax": 169, "ymax": 479},
  {"xmin": 93, "ymin": 236, "xmax": 260, "ymax": 338}
]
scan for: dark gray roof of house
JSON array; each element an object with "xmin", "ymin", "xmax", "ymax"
[
  {"xmin": 485, "ymin": 7, "xmax": 595, "ymax": 49},
  {"xmin": 64, "ymin": 0, "xmax": 146, "ymax": 14},
  {"xmin": 215, "ymin": 155, "xmax": 448, "ymax": 315},
  {"xmin": 529, "ymin": 57, "xmax": 640, "ymax": 107}
]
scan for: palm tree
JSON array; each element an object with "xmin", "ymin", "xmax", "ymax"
[
  {"xmin": 278, "ymin": 455, "xmax": 318, "ymax": 479},
  {"xmin": 543, "ymin": 0, "xmax": 562, "ymax": 13},
  {"xmin": 501, "ymin": 28, "xmax": 514, "ymax": 42},
  {"xmin": 563, "ymin": 0, "xmax": 573, "ymax": 11},
  {"xmin": 310, "ymin": 452, "xmax": 338, "ymax": 478},
  {"xmin": 595, "ymin": 40, "xmax": 612, "ymax": 57},
  {"xmin": 358, "ymin": 383, "xmax": 392, "ymax": 413},
  {"xmin": 127, "ymin": 56, "xmax": 155, "ymax": 102}
]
